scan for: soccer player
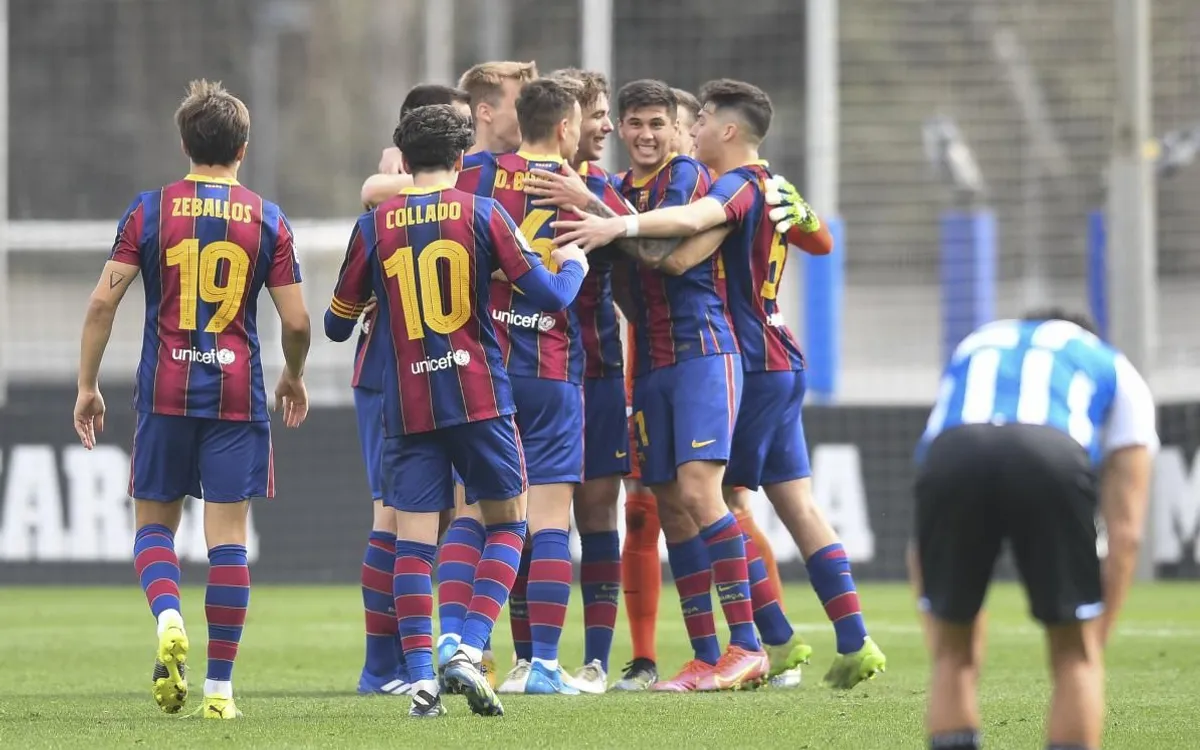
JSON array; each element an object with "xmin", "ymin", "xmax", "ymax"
[
  {"xmin": 376, "ymin": 85, "xmax": 473, "ymax": 175},
  {"xmin": 671, "ymin": 87, "xmax": 700, "ymax": 157},
  {"xmin": 72, "ymin": 80, "xmax": 310, "ymax": 720},
  {"xmin": 913, "ymin": 310, "xmax": 1156, "ymax": 750},
  {"xmin": 324, "ymin": 104, "xmax": 588, "ymax": 718}
]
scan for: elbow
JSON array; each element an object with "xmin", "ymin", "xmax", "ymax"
[
  {"xmin": 659, "ymin": 257, "xmax": 687, "ymax": 276},
  {"xmin": 360, "ymin": 178, "xmax": 388, "ymax": 209},
  {"xmin": 680, "ymin": 214, "xmax": 708, "ymax": 237},
  {"xmin": 1106, "ymin": 526, "xmax": 1143, "ymax": 555},
  {"xmin": 85, "ymin": 296, "xmax": 118, "ymax": 325},
  {"xmin": 283, "ymin": 313, "xmax": 312, "ymax": 339}
]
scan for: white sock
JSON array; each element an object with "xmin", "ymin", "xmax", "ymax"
[
  {"xmin": 156, "ymin": 609, "xmax": 183, "ymax": 637},
  {"xmin": 204, "ymin": 679, "xmax": 233, "ymax": 699},
  {"xmin": 532, "ymin": 657, "xmax": 559, "ymax": 672},
  {"xmin": 458, "ymin": 644, "xmax": 483, "ymax": 664},
  {"xmin": 436, "ymin": 633, "xmax": 460, "ymax": 649}
]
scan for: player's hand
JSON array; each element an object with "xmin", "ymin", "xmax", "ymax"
[
  {"xmin": 378, "ymin": 147, "xmax": 405, "ymax": 175},
  {"xmin": 765, "ymin": 175, "xmax": 821, "ymax": 234},
  {"xmin": 360, "ymin": 295, "xmax": 378, "ymax": 334},
  {"xmin": 525, "ymin": 167, "xmax": 593, "ymax": 209},
  {"xmin": 552, "ymin": 213, "xmax": 623, "ymax": 253},
  {"xmin": 551, "ymin": 244, "xmax": 589, "ymax": 274},
  {"xmin": 274, "ymin": 371, "xmax": 309, "ymax": 428},
  {"xmin": 73, "ymin": 388, "xmax": 106, "ymax": 450}
]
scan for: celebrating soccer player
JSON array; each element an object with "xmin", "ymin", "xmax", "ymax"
[
  {"xmin": 325, "ymin": 103, "xmax": 588, "ymax": 718},
  {"xmin": 72, "ymin": 80, "xmax": 311, "ymax": 720},
  {"xmin": 670, "ymin": 87, "xmax": 701, "ymax": 158}
]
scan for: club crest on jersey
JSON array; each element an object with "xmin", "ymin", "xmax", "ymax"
[
  {"xmin": 411, "ymin": 349, "xmax": 471, "ymax": 375},
  {"xmin": 492, "ymin": 308, "xmax": 555, "ymax": 332},
  {"xmin": 171, "ymin": 347, "xmax": 236, "ymax": 366}
]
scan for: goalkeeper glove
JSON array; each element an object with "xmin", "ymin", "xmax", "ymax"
[{"xmin": 764, "ymin": 175, "xmax": 821, "ymax": 234}]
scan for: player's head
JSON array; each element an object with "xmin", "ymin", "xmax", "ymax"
[
  {"xmin": 457, "ymin": 61, "xmax": 538, "ymax": 152},
  {"xmin": 694, "ymin": 79, "xmax": 773, "ymax": 165},
  {"xmin": 550, "ymin": 68, "xmax": 613, "ymax": 162},
  {"xmin": 1021, "ymin": 307, "xmax": 1101, "ymax": 337},
  {"xmin": 515, "ymin": 78, "xmax": 582, "ymax": 161},
  {"xmin": 671, "ymin": 87, "xmax": 701, "ymax": 157},
  {"xmin": 617, "ymin": 79, "xmax": 678, "ymax": 172},
  {"xmin": 175, "ymin": 79, "xmax": 250, "ymax": 168},
  {"xmin": 395, "ymin": 105, "xmax": 476, "ymax": 175},
  {"xmin": 400, "ymin": 84, "xmax": 472, "ymax": 123}
]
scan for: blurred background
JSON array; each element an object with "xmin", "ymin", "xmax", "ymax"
[{"xmin": 1, "ymin": 0, "xmax": 1197, "ymax": 583}]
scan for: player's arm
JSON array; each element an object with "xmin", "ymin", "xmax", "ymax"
[
  {"xmin": 489, "ymin": 204, "xmax": 587, "ymax": 311},
  {"xmin": 360, "ymin": 173, "xmax": 415, "ymax": 209},
  {"xmin": 1096, "ymin": 354, "xmax": 1159, "ymax": 646},
  {"xmin": 658, "ymin": 227, "xmax": 733, "ymax": 276},
  {"xmin": 265, "ymin": 215, "xmax": 311, "ymax": 379},
  {"xmin": 765, "ymin": 175, "xmax": 834, "ymax": 256},
  {"xmin": 79, "ymin": 259, "xmax": 140, "ymax": 392},
  {"xmin": 325, "ymin": 220, "xmax": 373, "ymax": 342}
]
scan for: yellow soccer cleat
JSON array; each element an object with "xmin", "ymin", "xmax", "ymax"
[
  {"xmin": 822, "ymin": 636, "xmax": 887, "ymax": 690},
  {"xmin": 152, "ymin": 617, "xmax": 189, "ymax": 713},
  {"xmin": 481, "ymin": 648, "xmax": 498, "ymax": 690},
  {"xmin": 195, "ymin": 695, "xmax": 242, "ymax": 720},
  {"xmin": 765, "ymin": 633, "xmax": 813, "ymax": 678}
]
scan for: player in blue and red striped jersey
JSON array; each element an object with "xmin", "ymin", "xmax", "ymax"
[
  {"xmin": 324, "ymin": 104, "xmax": 588, "ymax": 718},
  {"xmin": 72, "ymin": 80, "xmax": 311, "ymax": 720}
]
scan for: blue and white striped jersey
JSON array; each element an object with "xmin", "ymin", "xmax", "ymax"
[{"xmin": 919, "ymin": 318, "xmax": 1158, "ymax": 465}]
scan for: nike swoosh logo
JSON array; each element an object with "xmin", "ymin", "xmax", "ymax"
[
  {"xmin": 691, "ymin": 439, "xmax": 716, "ymax": 449},
  {"xmin": 712, "ymin": 663, "xmax": 755, "ymax": 689},
  {"xmin": 615, "ymin": 450, "xmax": 628, "ymax": 458}
]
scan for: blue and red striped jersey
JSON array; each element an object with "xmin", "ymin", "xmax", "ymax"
[
  {"xmin": 109, "ymin": 174, "xmax": 302, "ymax": 422},
  {"xmin": 457, "ymin": 150, "xmax": 585, "ymax": 383},
  {"xmin": 618, "ymin": 154, "xmax": 739, "ymax": 376},
  {"xmin": 328, "ymin": 186, "xmax": 543, "ymax": 436},
  {"xmin": 574, "ymin": 161, "xmax": 632, "ymax": 379},
  {"xmin": 706, "ymin": 162, "xmax": 805, "ymax": 373}
]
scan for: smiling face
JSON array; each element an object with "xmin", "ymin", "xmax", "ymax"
[
  {"xmin": 576, "ymin": 93, "xmax": 614, "ymax": 162},
  {"xmin": 620, "ymin": 104, "xmax": 675, "ymax": 172}
]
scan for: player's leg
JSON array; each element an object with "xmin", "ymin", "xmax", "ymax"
[
  {"xmin": 727, "ymin": 488, "xmax": 786, "ymax": 611},
  {"xmin": 435, "ymin": 477, "xmax": 486, "ymax": 674},
  {"xmin": 129, "ymin": 412, "xmax": 200, "ymax": 714}
]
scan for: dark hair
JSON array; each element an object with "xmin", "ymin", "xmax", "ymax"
[
  {"xmin": 616, "ymin": 79, "xmax": 677, "ymax": 120},
  {"xmin": 395, "ymin": 105, "xmax": 475, "ymax": 173},
  {"xmin": 549, "ymin": 67, "xmax": 610, "ymax": 109},
  {"xmin": 515, "ymin": 78, "xmax": 577, "ymax": 144},
  {"xmin": 699, "ymin": 78, "xmax": 773, "ymax": 142},
  {"xmin": 672, "ymin": 88, "xmax": 701, "ymax": 124},
  {"xmin": 1021, "ymin": 307, "xmax": 1101, "ymax": 337},
  {"xmin": 175, "ymin": 79, "xmax": 250, "ymax": 167},
  {"xmin": 399, "ymin": 84, "xmax": 471, "ymax": 120}
]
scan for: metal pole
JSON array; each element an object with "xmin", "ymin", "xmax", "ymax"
[
  {"xmin": 480, "ymin": 0, "xmax": 512, "ymax": 63},
  {"xmin": 424, "ymin": 0, "xmax": 455, "ymax": 84},
  {"xmin": 0, "ymin": 0, "xmax": 9, "ymax": 407},
  {"xmin": 581, "ymin": 0, "xmax": 615, "ymax": 173},
  {"xmin": 1108, "ymin": 0, "xmax": 1157, "ymax": 580}
]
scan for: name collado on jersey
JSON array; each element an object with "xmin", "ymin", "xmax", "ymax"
[
  {"xmin": 384, "ymin": 201, "xmax": 462, "ymax": 230},
  {"xmin": 493, "ymin": 308, "xmax": 556, "ymax": 332},
  {"xmin": 170, "ymin": 197, "xmax": 253, "ymax": 223}
]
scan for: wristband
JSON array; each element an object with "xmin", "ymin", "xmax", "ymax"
[{"xmin": 623, "ymin": 215, "xmax": 640, "ymax": 238}]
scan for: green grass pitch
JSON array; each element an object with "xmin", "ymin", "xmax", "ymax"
[{"xmin": 1, "ymin": 582, "xmax": 1197, "ymax": 748}]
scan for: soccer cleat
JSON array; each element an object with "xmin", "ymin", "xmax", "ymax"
[
  {"xmin": 443, "ymin": 652, "xmax": 504, "ymax": 717},
  {"xmin": 408, "ymin": 687, "xmax": 448, "ymax": 718},
  {"xmin": 152, "ymin": 615, "xmax": 189, "ymax": 713},
  {"xmin": 524, "ymin": 662, "xmax": 580, "ymax": 695},
  {"xmin": 497, "ymin": 658, "xmax": 531, "ymax": 694},
  {"xmin": 481, "ymin": 648, "xmax": 498, "ymax": 690},
  {"xmin": 822, "ymin": 636, "xmax": 887, "ymax": 690},
  {"xmin": 611, "ymin": 658, "xmax": 658, "ymax": 692},
  {"xmin": 571, "ymin": 659, "xmax": 608, "ymax": 695},
  {"xmin": 695, "ymin": 645, "xmax": 770, "ymax": 692},
  {"xmin": 765, "ymin": 634, "xmax": 813, "ymax": 677},
  {"xmin": 436, "ymin": 638, "xmax": 463, "ymax": 695},
  {"xmin": 357, "ymin": 670, "xmax": 412, "ymax": 696},
  {"xmin": 769, "ymin": 666, "xmax": 804, "ymax": 689},
  {"xmin": 194, "ymin": 695, "xmax": 242, "ymax": 719},
  {"xmin": 651, "ymin": 659, "xmax": 715, "ymax": 693}
]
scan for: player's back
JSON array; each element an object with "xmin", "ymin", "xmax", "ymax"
[
  {"xmin": 573, "ymin": 161, "xmax": 630, "ymax": 380},
  {"xmin": 111, "ymin": 174, "xmax": 300, "ymax": 421}
]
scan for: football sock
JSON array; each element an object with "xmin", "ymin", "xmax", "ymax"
[
  {"xmin": 806, "ymin": 543, "xmax": 868, "ymax": 654},
  {"xmin": 930, "ymin": 729, "xmax": 981, "ymax": 750},
  {"xmin": 393, "ymin": 540, "xmax": 437, "ymax": 683},
  {"xmin": 741, "ymin": 529, "xmax": 794, "ymax": 647},
  {"xmin": 699, "ymin": 513, "xmax": 760, "ymax": 652},
  {"xmin": 580, "ymin": 530, "xmax": 620, "ymax": 672},
  {"xmin": 733, "ymin": 507, "xmax": 786, "ymax": 614},
  {"xmin": 666, "ymin": 535, "xmax": 721, "ymax": 665},
  {"xmin": 134, "ymin": 524, "xmax": 181, "ymax": 622},
  {"xmin": 205, "ymin": 544, "xmax": 250, "ymax": 686},
  {"xmin": 360, "ymin": 531, "xmax": 399, "ymax": 678},
  {"xmin": 462, "ymin": 521, "xmax": 527, "ymax": 653},
  {"xmin": 435, "ymin": 517, "xmax": 485, "ymax": 639},
  {"xmin": 508, "ymin": 546, "xmax": 533, "ymax": 662},
  {"xmin": 527, "ymin": 528, "xmax": 572, "ymax": 664},
  {"xmin": 622, "ymin": 489, "xmax": 661, "ymax": 663}
]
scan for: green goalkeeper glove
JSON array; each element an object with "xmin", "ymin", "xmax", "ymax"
[{"xmin": 764, "ymin": 175, "xmax": 821, "ymax": 234}]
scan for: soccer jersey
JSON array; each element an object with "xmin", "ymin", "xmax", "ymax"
[
  {"xmin": 575, "ymin": 161, "xmax": 632, "ymax": 379},
  {"xmin": 109, "ymin": 174, "xmax": 302, "ymax": 422},
  {"xmin": 618, "ymin": 154, "xmax": 738, "ymax": 376},
  {"xmin": 706, "ymin": 161, "xmax": 806, "ymax": 373}
]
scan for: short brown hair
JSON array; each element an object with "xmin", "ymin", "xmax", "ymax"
[
  {"xmin": 457, "ymin": 61, "xmax": 539, "ymax": 110},
  {"xmin": 516, "ymin": 78, "xmax": 578, "ymax": 144},
  {"xmin": 616, "ymin": 79, "xmax": 676, "ymax": 120},
  {"xmin": 699, "ymin": 78, "xmax": 773, "ymax": 142},
  {"xmin": 549, "ymin": 67, "xmax": 610, "ymax": 109},
  {"xmin": 672, "ymin": 88, "xmax": 701, "ymax": 124},
  {"xmin": 174, "ymin": 79, "xmax": 250, "ymax": 167},
  {"xmin": 400, "ymin": 84, "xmax": 471, "ymax": 120}
]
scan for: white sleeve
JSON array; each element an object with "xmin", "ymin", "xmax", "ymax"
[{"xmin": 1101, "ymin": 353, "xmax": 1159, "ymax": 457}]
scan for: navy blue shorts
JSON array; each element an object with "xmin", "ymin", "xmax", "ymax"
[
  {"xmin": 130, "ymin": 412, "xmax": 272, "ymax": 502},
  {"xmin": 353, "ymin": 387, "xmax": 385, "ymax": 500},
  {"xmin": 510, "ymin": 376, "xmax": 584, "ymax": 485},
  {"xmin": 381, "ymin": 414, "xmax": 528, "ymax": 512},
  {"xmin": 583, "ymin": 376, "xmax": 630, "ymax": 481},
  {"xmin": 726, "ymin": 369, "xmax": 812, "ymax": 490}
]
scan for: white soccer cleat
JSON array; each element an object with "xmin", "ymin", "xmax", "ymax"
[
  {"xmin": 497, "ymin": 658, "xmax": 532, "ymax": 694},
  {"xmin": 571, "ymin": 659, "xmax": 608, "ymax": 695}
]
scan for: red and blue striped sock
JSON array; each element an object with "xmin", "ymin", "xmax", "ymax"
[
  {"xmin": 699, "ymin": 513, "xmax": 760, "ymax": 652},
  {"xmin": 742, "ymin": 531, "xmax": 794, "ymax": 646},
  {"xmin": 666, "ymin": 536, "xmax": 721, "ymax": 665},
  {"xmin": 134, "ymin": 524, "xmax": 181, "ymax": 620},
  {"xmin": 361, "ymin": 531, "xmax": 399, "ymax": 678},
  {"xmin": 393, "ymin": 540, "xmax": 437, "ymax": 683},
  {"xmin": 462, "ymin": 521, "xmax": 527, "ymax": 653},
  {"xmin": 527, "ymin": 528, "xmax": 572, "ymax": 664},
  {"xmin": 580, "ymin": 531, "xmax": 620, "ymax": 672},
  {"xmin": 205, "ymin": 544, "xmax": 250, "ymax": 683},
  {"xmin": 806, "ymin": 543, "xmax": 867, "ymax": 654},
  {"xmin": 507, "ymin": 546, "xmax": 533, "ymax": 661},
  {"xmin": 436, "ymin": 517, "xmax": 485, "ymax": 639}
]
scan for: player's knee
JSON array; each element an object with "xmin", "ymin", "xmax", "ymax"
[
  {"xmin": 656, "ymin": 497, "xmax": 699, "ymax": 542},
  {"xmin": 134, "ymin": 498, "xmax": 185, "ymax": 532},
  {"xmin": 477, "ymin": 493, "xmax": 527, "ymax": 526},
  {"xmin": 725, "ymin": 486, "xmax": 752, "ymax": 513},
  {"xmin": 1046, "ymin": 621, "xmax": 1103, "ymax": 669},
  {"xmin": 203, "ymin": 500, "xmax": 250, "ymax": 548},
  {"xmin": 574, "ymin": 478, "xmax": 620, "ymax": 532}
]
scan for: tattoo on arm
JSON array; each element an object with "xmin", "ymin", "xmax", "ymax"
[
  {"xmin": 580, "ymin": 197, "xmax": 683, "ymax": 266},
  {"xmin": 108, "ymin": 271, "xmax": 125, "ymax": 289}
]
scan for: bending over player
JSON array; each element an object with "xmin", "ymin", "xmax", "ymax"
[{"xmin": 73, "ymin": 80, "xmax": 311, "ymax": 720}]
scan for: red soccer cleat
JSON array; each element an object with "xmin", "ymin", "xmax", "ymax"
[
  {"xmin": 695, "ymin": 645, "xmax": 770, "ymax": 692},
  {"xmin": 651, "ymin": 659, "xmax": 716, "ymax": 693}
]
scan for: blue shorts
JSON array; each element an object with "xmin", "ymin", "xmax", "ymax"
[
  {"xmin": 583, "ymin": 376, "xmax": 631, "ymax": 481},
  {"xmin": 511, "ymin": 376, "xmax": 584, "ymax": 485},
  {"xmin": 130, "ymin": 412, "xmax": 272, "ymax": 502},
  {"xmin": 631, "ymin": 354, "xmax": 743, "ymax": 486},
  {"xmin": 380, "ymin": 414, "xmax": 527, "ymax": 512},
  {"xmin": 353, "ymin": 387, "xmax": 385, "ymax": 500},
  {"xmin": 726, "ymin": 369, "xmax": 812, "ymax": 490}
]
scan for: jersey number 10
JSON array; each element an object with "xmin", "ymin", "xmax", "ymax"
[
  {"xmin": 383, "ymin": 239, "xmax": 472, "ymax": 340},
  {"xmin": 164, "ymin": 239, "xmax": 250, "ymax": 333}
]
